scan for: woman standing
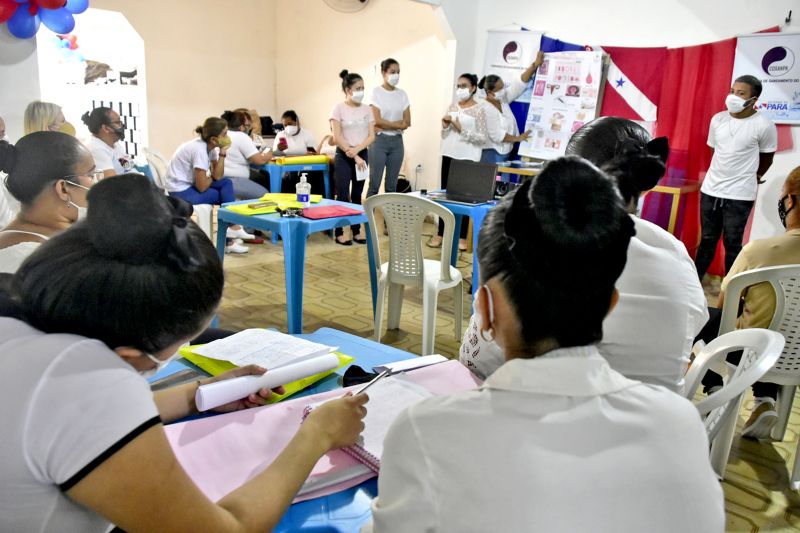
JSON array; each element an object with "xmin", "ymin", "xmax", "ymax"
[
  {"xmin": 479, "ymin": 51, "xmax": 544, "ymax": 164},
  {"xmin": 165, "ymin": 117, "xmax": 252, "ymax": 253},
  {"xmin": 330, "ymin": 69, "xmax": 375, "ymax": 246},
  {"xmin": 428, "ymin": 73, "xmax": 488, "ymax": 250},
  {"xmin": 367, "ymin": 58, "xmax": 410, "ymax": 198}
]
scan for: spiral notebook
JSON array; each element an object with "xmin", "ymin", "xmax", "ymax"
[{"xmin": 302, "ymin": 375, "xmax": 434, "ymax": 472}]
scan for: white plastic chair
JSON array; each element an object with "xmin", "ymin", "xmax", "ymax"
[
  {"xmin": 684, "ymin": 328, "xmax": 785, "ymax": 479},
  {"xmin": 364, "ymin": 193, "xmax": 463, "ymax": 355},
  {"xmin": 144, "ymin": 148, "xmax": 214, "ymax": 240}
]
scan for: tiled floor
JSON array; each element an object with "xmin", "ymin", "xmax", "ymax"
[{"xmin": 218, "ymin": 224, "xmax": 800, "ymax": 532}]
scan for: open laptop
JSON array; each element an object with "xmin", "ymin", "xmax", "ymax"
[{"xmin": 441, "ymin": 159, "xmax": 498, "ymax": 204}]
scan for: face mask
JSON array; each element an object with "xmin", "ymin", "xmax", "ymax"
[
  {"xmin": 387, "ymin": 73, "xmax": 400, "ymax": 87},
  {"xmin": 779, "ymin": 195, "xmax": 795, "ymax": 228},
  {"xmin": 139, "ymin": 351, "xmax": 178, "ymax": 379},
  {"xmin": 456, "ymin": 88, "xmax": 471, "ymax": 102},
  {"xmin": 351, "ymin": 90, "xmax": 365, "ymax": 104},
  {"xmin": 58, "ymin": 121, "xmax": 76, "ymax": 136},
  {"xmin": 65, "ymin": 180, "xmax": 89, "ymax": 221},
  {"xmin": 109, "ymin": 123, "xmax": 125, "ymax": 141},
  {"xmin": 285, "ymin": 125, "xmax": 299, "ymax": 136},
  {"xmin": 491, "ymin": 88, "xmax": 505, "ymax": 101},
  {"xmin": 216, "ymin": 135, "xmax": 232, "ymax": 149},
  {"xmin": 725, "ymin": 94, "xmax": 753, "ymax": 114}
]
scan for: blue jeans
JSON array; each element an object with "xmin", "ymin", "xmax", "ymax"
[
  {"xmin": 229, "ymin": 176, "xmax": 267, "ymax": 200},
  {"xmin": 480, "ymin": 148, "xmax": 508, "ymax": 165},
  {"xmin": 367, "ymin": 134, "xmax": 404, "ymax": 197},
  {"xmin": 169, "ymin": 178, "xmax": 235, "ymax": 205}
]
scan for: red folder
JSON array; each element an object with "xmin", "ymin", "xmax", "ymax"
[{"xmin": 302, "ymin": 205, "xmax": 363, "ymax": 219}]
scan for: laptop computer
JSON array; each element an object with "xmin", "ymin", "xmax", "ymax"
[{"xmin": 443, "ymin": 159, "xmax": 498, "ymax": 204}]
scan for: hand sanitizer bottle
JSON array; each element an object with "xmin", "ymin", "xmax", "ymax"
[{"xmin": 296, "ymin": 173, "xmax": 311, "ymax": 208}]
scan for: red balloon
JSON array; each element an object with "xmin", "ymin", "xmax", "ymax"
[
  {"xmin": 37, "ymin": 0, "xmax": 66, "ymax": 8},
  {"xmin": 68, "ymin": 42, "xmax": 76, "ymax": 49},
  {"xmin": 0, "ymin": 0, "xmax": 18, "ymax": 23}
]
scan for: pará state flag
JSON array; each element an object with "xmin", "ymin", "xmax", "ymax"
[{"xmin": 594, "ymin": 45, "xmax": 667, "ymax": 122}]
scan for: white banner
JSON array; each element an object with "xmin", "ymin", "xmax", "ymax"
[
  {"xmin": 518, "ymin": 51, "xmax": 605, "ymax": 160},
  {"xmin": 482, "ymin": 29, "xmax": 542, "ymax": 103},
  {"xmin": 733, "ymin": 32, "xmax": 800, "ymax": 124}
]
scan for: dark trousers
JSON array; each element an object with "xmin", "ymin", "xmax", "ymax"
[
  {"xmin": 695, "ymin": 192, "xmax": 754, "ymax": 279},
  {"xmin": 438, "ymin": 155, "xmax": 470, "ymax": 239},
  {"xmin": 334, "ymin": 148, "xmax": 367, "ymax": 237},
  {"xmin": 698, "ymin": 307, "xmax": 778, "ymax": 398}
]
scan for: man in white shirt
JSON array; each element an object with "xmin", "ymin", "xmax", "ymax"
[
  {"xmin": 80, "ymin": 107, "xmax": 134, "ymax": 178},
  {"xmin": 695, "ymin": 75, "xmax": 778, "ymax": 280}
]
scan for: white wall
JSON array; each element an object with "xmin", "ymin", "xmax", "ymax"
[
  {"xmin": 0, "ymin": 30, "xmax": 40, "ymax": 141},
  {"xmin": 438, "ymin": 0, "xmax": 798, "ymax": 239}
]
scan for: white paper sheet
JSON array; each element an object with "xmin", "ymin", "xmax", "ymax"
[{"xmin": 192, "ymin": 329, "xmax": 336, "ymax": 368}]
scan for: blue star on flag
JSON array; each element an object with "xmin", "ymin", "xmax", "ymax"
[{"xmin": 615, "ymin": 77, "xmax": 626, "ymax": 88}]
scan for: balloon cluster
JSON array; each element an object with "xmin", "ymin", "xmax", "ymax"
[{"xmin": 0, "ymin": 0, "xmax": 89, "ymax": 39}]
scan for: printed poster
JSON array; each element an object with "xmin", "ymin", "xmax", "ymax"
[
  {"xmin": 519, "ymin": 51, "xmax": 605, "ymax": 160},
  {"xmin": 483, "ymin": 29, "xmax": 543, "ymax": 103},
  {"xmin": 733, "ymin": 32, "xmax": 800, "ymax": 124}
]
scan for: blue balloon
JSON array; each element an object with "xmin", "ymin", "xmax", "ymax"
[
  {"xmin": 63, "ymin": 0, "xmax": 88, "ymax": 14},
  {"xmin": 7, "ymin": 5, "xmax": 40, "ymax": 39},
  {"xmin": 13, "ymin": 0, "xmax": 26, "ymax": 3},
  {"xmin": 40, "ymin": 6, "xmax": 74, "ymax": 33}
]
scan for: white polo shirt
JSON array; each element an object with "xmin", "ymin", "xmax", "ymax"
[
  {"xmin": 702, "ymin": 111, "xmax": 777, "ymax": 201},
  {"xmin": 367, "ymin": 346, "xmax": 724, "ymax": 533},
  {"xmin": 225, "ymin": 130, "xmax": 261, "ymax": 179},
  {"xmin": 85, "ymin": 135, "xmax": 134, "ymax": 175},
  {"xmin": 0, "ymin": 317, "xmax": 160, "ymax": 533},
  {"xmin": 165, "ymin": 138, "xmax": 218, "ymax": 192}
]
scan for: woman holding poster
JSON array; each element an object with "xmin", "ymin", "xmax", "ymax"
[{"xmin": 479, "ymin": 52, "xmax": 544, "ymax": 164}]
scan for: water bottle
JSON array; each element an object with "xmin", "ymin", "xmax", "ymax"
[{"xmin": 296, "ymin": 172, "xmax": 311, "ymax": 208}]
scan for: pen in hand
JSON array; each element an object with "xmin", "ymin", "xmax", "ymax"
[{"xmin": 352, "ymin": 369, "xmax": 391, "ymax": 396}]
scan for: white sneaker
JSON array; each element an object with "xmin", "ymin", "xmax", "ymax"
[
  {"xmin": 225, "ymin": 242, "xmax": 249, "ymax": 254},
  {"xmin": 226, "ymin": 227, "xmax": 255, "ymax": 240}
]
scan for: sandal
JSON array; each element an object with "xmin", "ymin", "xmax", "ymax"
[
  {"xmin": 353, "ymin": 237, "xmax": 367, "ymax": 244},
  {"xmin": 427, "ymin": 237, "xmax": 443, "ymax": 248}
]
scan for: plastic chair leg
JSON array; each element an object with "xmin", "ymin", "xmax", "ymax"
[
  {"xmin": 453, "ymin": 283, "xmax": 463, "ymax": 340},
  {"xmin": 387, "ymin": 282, "xmax": 405, "ymax": 330},
  {"xmin": 792, "ymin": 437, "xmax": 800, "ymax": 491},
  {"xmin": 772, "ymin": 385, "xmax": 796, "ymax": 441},
  {"xmin": 422, "ymin": 287, "xmax": 439, "ymax": 356},
  {"xmin": 709, "ymin": 394, "xmax": 746, "ymax": 479},
  {"xmin": 374, "ymin": 279, "xmax": 387, "ymax": 342}
]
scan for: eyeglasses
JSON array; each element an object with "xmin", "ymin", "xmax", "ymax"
[{"xmin": 63, "ymin": 170, "xmax": 105, "ymax": 187}]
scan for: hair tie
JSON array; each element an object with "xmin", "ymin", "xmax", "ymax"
[{"xmin": 166, "ymin": 216, "xmax": 203, "ymax": 271}]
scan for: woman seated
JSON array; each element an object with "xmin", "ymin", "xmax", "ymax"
[
  {"xmin": 273, "ymin": 110, "xmax": 317, "ymax": 155},
  {"xmin": 23, "ymin": 101, "xmax": 66, "ymax": 134},
  {"xmin": 0, "ymin": 174, "xmax": 368, "ymax": 533},
  {"xmin": 460, "ymin": 117, "xmax": 708, "ymax": 393},
  {"xmin": 164, "ymin": 117, "xmax": 253, "ymax": 252},
  {"xmin": 368, "ymin": 157, "xmax": 724, "ymax": 532},
  {"xmin": 0, "ymin": 132, "xmax": 97, "ymax": 273},
  {"xmin": 220, "ymin": 109, "xmax": 270, "ymax": 199}
]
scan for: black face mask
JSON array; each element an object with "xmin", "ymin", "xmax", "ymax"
[
  {"xmin": 108, "ymin": 123, "xmax": 125, "ymax": 141},
  {"xmin": 778, "ymin": 194, "xmax": 795, "ymax": 228}
]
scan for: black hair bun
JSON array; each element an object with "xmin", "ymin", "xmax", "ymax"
[
  {"xmin": 339, "ymin": 69, "xmax": 349, "ymax": 80},
  {"xmin": 80, "ymin": 111, "xmax": 91, "ymax": 126},
  {"xmin": 0, "ymin": 141, "xmax": 17, "ymax": 175},
  {"xmin": 85, "ymin": 174, "xmax": 174, "ymax": 264}
]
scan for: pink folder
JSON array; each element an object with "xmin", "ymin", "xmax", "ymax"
[{"xmin": 165, "ymin": 360, "xmax": 481, "ymax": 503}]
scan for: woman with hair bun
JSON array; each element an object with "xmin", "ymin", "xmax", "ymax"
[
  {"xmin": 460, "ymin": 116, "xmax": 708, "ymax": 394},
  {"xmin": 330, "ymin": 69, "xmax": 375, "ymax": 245},
  {"xmin": 219, "ymin": 109, "xmax": 270, "ymax": 199},
  {"xmin": 368, "ymin": 157, "xmax": 724, "ymax": 533},
  {"xmin": 165, "ymin": 117, "xmax": 253, "ymax": 253},
  {"xmin": 0, "ymin": 174, "xmax": 368, "ymax": 533},
  {"xmin": 0, "ymin": 131, "xmax": 101, "ymax": 273},
  {"xmin": 429, "ymin": 72, "xmax": 488, "ymax": 250}
]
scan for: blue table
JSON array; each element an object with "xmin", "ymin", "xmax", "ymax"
[
  {"xmin": 152, "ymin": 327, "xmax": 414, "ymax": 533},
  {"xmin": 256, "ymin": 161, "xmax": 332, "ymax": 199},
  {"xmin": 216, "ymin": 200, "xmax": 378, "ymax": 334}
]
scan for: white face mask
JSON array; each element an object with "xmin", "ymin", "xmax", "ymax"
[
  {"xmin": 351, "ymin": 90, "xmax": 365, "ymax": 104},
  {"xmin": 65, "ymin": 180, "xmax": 89, "ymax": 222},
  {"xmin": 387, "ymin": 73, "xmax": 400, "ymax": 87},
  {"xmin": 284, "ymin": 125, "xmax": 299, "ymax": 136},
  {"xmin": 139, "ymin": 351, "xmax": 179, "ymax": 379},
  {"xmin": 456, "ymin": 87, "xmax": 471, "ymax": 102},
  {"xmin": 491, "ymin": 88, "xmax": 505, "ymax": 101},
  {"xmin": 725, "ymin": 93, "xmax": 753, "ymax": 114}
]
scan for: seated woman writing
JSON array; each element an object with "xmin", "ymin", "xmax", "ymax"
[
  {"xmin": 367, "ymin": 157, "xmax": 724, "ymax": 532},
  {"xmin": 0, "ymin": 174, "xmax": 367, "ymax": 533}
]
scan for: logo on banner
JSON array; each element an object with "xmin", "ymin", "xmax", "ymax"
[
  {"xmin": 503, "ymin": 41, "xmax": 522, "ymax": 65},
  {"xmin": 762, "ymin": 46, "xmax": 795, "ymax": 77}
]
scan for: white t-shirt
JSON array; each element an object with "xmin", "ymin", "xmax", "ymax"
[
  {"xmin": 273, "ymin": 127, "xmax": 316, "ymax": 156},
  {"xmin": 0, "ymin": 317, "xmax": 160, "ymax": 533},
  {"xmin": 165, "ymin": 138, "xmax": 218, "ymax": 193},
  {"xmin": 367, "ymin": 346, "xmax": 724, "ymax": 533},
  {"xmin": 481, "ymin": 75, "xmax": 527, "ymax": 155},
  {"xmin": 369, "ymin": 86, "xmax": 410, "ymax": 136},
  {"xmin": 460, "ymin": 216, "xmax": 708, "ymax": 393},
  {"xmin": 85, "ymin": 135, "xmax": 134, "ymax": 175},
  {"xmin": 224, "ymin": 130, "xmax": 261, "ymax": 179},
  {"xmin": 330, "ymin": 102, "xmax": 374, "ymax": 148},
  {"xmin": 702, "ymin": 111, "xmax": 778, "ymax": 201}
]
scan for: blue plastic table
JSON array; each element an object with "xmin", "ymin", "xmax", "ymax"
[
  {"xmin": 152, "ymin": 328, "xmax": 414, "ymax": 533},
  {"xmin": 216, "ymin": 200, "xmax": 378, "ymax": 334},
  {"xmin": 255, "ymin": 161, "xmax": 332, "ymax": 199}
]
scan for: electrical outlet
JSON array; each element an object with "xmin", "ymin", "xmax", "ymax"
[{"xmin": 416, "ymin": 164, "xmax": 423, "ymax": 174}]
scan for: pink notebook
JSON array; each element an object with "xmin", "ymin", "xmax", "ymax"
[{"xmin": 165, "ymin": 360, "xmax": 481, "ymax": 503}]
